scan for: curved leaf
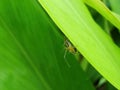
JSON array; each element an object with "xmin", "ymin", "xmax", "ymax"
[
  {"xmin": 0, "ymin": 0, "xmax": 94, "ymax": 90},
  {"xmin": 38, "ymin": 0, "xmax": 120, "ymax": 89}
]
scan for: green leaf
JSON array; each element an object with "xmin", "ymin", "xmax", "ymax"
[
  {"xmin": 109, "ymin": 0, "xmax": 120, "ymax": 15},
  {"xmin": 0, "ymin": 0, "xmax": 94, "ymax": 90},
  {"xmin": 38, "ymin": 0, "xmax": 120, "ymax": 89},
  {"xmin": 83, "ymin": 0, "xmax": 120, "ymax": 31}
]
